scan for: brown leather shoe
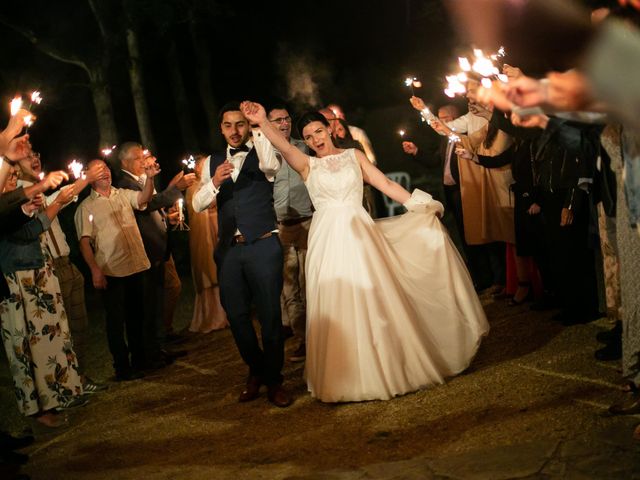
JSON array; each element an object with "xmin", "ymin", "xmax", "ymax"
[
  {"xmin": 238, "ymin": 376, "xmax": 262, "ymax": 403},
  {"xmin": 267, "ymin": 384, "xmax": 293, "ymax": 408}
]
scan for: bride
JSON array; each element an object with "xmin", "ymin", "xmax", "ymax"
[{"xmin": 241, "ymin": 101, "xmax": 489, "ymax": 403}]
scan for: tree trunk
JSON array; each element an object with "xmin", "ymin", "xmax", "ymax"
[
  {"xmin": 166, "ymin": 39, "xmax": 199, "ymax": 152},
  {"xmin": 125, "ymin": 21, "xmax": 156, "ymax": 151},
  {"xmin": 189, "ymin": 21, "xmax": 221, "ymax": 150},
  {"xmin": 89, "ymin": 68, "xmax": 119, "ymax": 153}
]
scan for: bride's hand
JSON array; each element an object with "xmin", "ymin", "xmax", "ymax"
[{"xmin": 240, "ymin": 101, "xmax": 267, "ymax": 125}]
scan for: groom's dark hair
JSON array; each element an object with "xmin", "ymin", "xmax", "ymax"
[{"xmin": 218, "ymin": 101, "xmax": 242, "ymax": 123}]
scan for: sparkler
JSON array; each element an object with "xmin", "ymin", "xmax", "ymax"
[
  {"xmin": 181, "ymin": 155, "xmax": 196, "ymax": 170},
  {"xmin": 38, "ymin": 172, "xmax": 45, "ymax": 181},
  {"xmin": 101, "ymin": 145, "xmax": 116, "ymax": 159},
  {"xmin": 30, "ymin": 91, "xmax": 42, "ymax": 107},
  {"xmin": 404, "ymin": 76, "xmax": 421, "ymax": 96},
  {"xmin": 398, "ymin": 129, "xmax": 406, "ymax": 138},
  {"xmin": 445, "ymin": 131, "xmax": 461, "ymax": 164},
  {"xmin": 444, "ymin": 47, "xmax": 508, "ymax": 98},
  {"xmin": 68, "ymin": 159, "xmax": 85, "ymax": 180}
]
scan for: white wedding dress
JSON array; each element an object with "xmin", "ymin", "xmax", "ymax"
[{"xmin": 304, "ymin": 149, "xmax": 489, "ymax": 402}]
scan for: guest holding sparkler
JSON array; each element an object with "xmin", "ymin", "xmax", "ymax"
[
  {"xmin": 114, "ymin": 143, "xmax": 196, "ymax": 370},
  {"xmin": 15, "ymin": 151, "xmax": 110, "ymax": 395},
  {"xmin": 0, "ymin": 166, "xmax": 83, "ymax": 427},
  {"xmin": 75, "ymin": 158, "xmax": 159, "ymax": 381}
]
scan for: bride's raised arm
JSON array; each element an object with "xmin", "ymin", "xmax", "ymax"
[
  {"xmin": 355, "ymin": 149, "xmax": 411, "ymax": 205},
  {"xmin": 240, "ymin": 101, "xmax": 310, "ymax": 180}
]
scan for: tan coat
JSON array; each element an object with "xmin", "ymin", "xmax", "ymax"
[{"xmin": 457, "ymin": 126, "xmax": 515, "ymax": 245}]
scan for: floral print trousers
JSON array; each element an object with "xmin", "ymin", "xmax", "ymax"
[{"xmin": 0, "ymin": 245, "xmax": 82, "ymax": 416}]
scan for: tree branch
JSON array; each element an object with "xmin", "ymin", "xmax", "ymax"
[
  {"xmin": 0, "ymin": 13, "xmax": 90, "ymax": 74},
  {"xmin": 86, "ymin": 0, "xmax": 110, "ymax": 44}
]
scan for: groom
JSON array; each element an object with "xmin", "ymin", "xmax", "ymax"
[{"xmin": 192, "ymin": 101, "xmax": 291, "ymax": 407}]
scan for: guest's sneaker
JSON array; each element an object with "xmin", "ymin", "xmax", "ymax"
[
  {"xmin": 56, "ymin": 395, "xmax": 89, "ymax": 411},
  {"xmin": 289, "ymin": 343, "xmax": 306, "ymax": 362},
  {"xmin": 82, "ymin": 378, "xmax": 108, "ymax": 395}
]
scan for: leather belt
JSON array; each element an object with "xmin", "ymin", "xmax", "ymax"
[
  {"xmin": 232, "ymin": 231, "xmax": 274, "ymax": 245},
  {"xmin": 277, "ymin": 216, "xmax": 312, "ymax": 227}
]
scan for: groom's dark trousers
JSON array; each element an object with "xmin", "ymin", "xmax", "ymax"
[{"xmin": 211, "ymin": 148, "xmax": 285, "ymax": 386}]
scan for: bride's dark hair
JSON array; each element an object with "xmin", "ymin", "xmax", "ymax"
[{"xmin": 295, "ymin": 111, "xmax": 329, "ymax": 137}]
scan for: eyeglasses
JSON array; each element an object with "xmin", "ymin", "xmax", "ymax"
[{"xmin": 269, "ymin": 116, "xmax": 291, "ymax": 125}]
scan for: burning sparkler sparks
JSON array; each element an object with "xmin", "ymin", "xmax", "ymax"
[
  {"xmin": 445, "ymin": 47, "xmax": 508, "ymax": 98},
  {"xmin": 38, "ymin": 172, "xmax": 44, "ymax": 181},
  {"xmin": 101, "ymin": 145, "xmax": 116, "ymax": 159},
  {"xmin": 404, "ymin": 76, "xmax": 422, "ymax": 95},
  {"xmin": 68, "ymin": 159, "xmax": 84, "ymax": 180},
  {"xmin": 181, "ymin": 155, "xmax": 196, "ymax": 170},
  {"xmin": 30, "ymin": 91, "xmax": 42, "ymax": 105},
  {"xmin": 398, "ymin": 129, "xmax": 406, "ymax": 138}
]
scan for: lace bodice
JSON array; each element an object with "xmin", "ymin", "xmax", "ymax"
[{"xmin": 305, "ymin": 149, "xmax": 363, "ymax": 210}]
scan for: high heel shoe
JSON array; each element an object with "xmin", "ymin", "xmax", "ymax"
[{"xmin": 509, "ymin": 281, "xmax": 532, "ymax": 306}]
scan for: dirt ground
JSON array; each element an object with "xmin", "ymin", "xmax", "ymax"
[{"xmin": 1, "ymin": 285, "xmax": 639, "ymax": 479}]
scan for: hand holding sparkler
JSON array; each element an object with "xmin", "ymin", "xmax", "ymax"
[
  {"xmin": 53, "ymin": 184, "xmax": 77, "ymax": 206},
  {"xmin": 402, "ymin": 141, "xmax": 418, "ymax": 156},
  {"xmin": 143, "ymin": 154, "xmax": 161, "ymax": 178},
  {"xmin": 83, "ymin": 161, "xmax": 109, "ymax": 183},
  {"xmin": 169, "ymin": 171, "xmax": 197, "ymax": 191},
  {"xmin": 39, "ymin": 170, "xmax": 69, "ymax": 191}
]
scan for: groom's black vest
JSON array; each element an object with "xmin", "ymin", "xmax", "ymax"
[{"xmin": 210, "ymin": 148, "xmax": 277, "ymax": 251}]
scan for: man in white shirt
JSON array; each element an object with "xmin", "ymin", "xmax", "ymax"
[{"xmin": 193, "ymin": 101, "xmax": 292, "ymax": 408}]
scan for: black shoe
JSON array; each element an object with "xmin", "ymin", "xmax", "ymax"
[
  {"xmin": 596, "ymin": 321, "xmax": 622, "ymax": 344},
  {"xmin": 0, "ymin": 432, "xmax": 34, "ymax": 451},
  {"xmin": 115, "ymin": 370, "xmax": 145, "ymax": 381},
  {"xmin": 0, "ymin": 449, "xmax": 29, "ymax": 465},
  {"xmin": 595, "ymin": 341, "xmax": 622, "ymax": 361}
]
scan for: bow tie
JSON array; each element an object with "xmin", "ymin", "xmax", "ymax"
[{"xmin": 229, "ymin": 145, "xmax": 249, "ymax": 156}]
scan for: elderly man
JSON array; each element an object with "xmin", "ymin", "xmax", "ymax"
[
  {"xmin": 75, "ymin": 158, "xmax": 159, "ymax": 381},
  {"xmin": 267, "ymin": 103, "xmax": 312, "ymax": 362},
  {"xmin": 115, "ymin": 143, "xmax": 196, "ymax": 369}
]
